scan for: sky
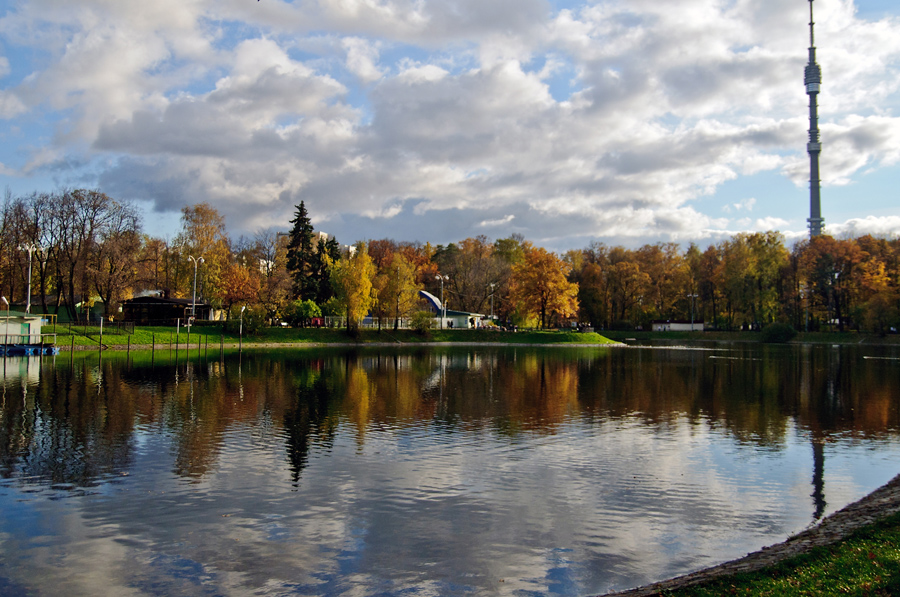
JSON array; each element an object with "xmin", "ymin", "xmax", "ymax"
[{"xmin": 0, "ymin": 0, "xmax": 899, "ymax": 252}]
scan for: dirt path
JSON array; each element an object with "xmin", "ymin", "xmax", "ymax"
[{"xmin": 603, "ymin": 473, "xmax": 900, "ymax": 595}]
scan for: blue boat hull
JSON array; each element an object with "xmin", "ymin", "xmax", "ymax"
[{"xmin": 1, "ymin": 345, "xmax": 58, "ymax": 356}]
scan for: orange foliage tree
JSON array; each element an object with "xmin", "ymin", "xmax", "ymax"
[{"xmin": 509, "ymin": 244, "xmax": 578, "ymax": 329}]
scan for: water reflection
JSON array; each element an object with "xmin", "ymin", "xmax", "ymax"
[{"xmin": 0, "ymin": 344, "xmax": 898, "ymax": 595}]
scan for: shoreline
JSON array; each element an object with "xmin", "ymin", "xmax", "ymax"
[
  {"xmin": 57, "ymin": 340, "xmax": 625, "ymax": 352},
  {"xmin": 39, "ymin": 336, "xmax": 900, "ymax": 593},
  {"xmin": 603, "ymin": 472, "xmax": 900, "ymax": 596}
]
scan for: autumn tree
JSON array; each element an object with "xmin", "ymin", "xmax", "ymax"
[
  {"xmin": 0, "ymin": 192, "xmax": 45, "ymax": 309},
  {"xmin": 52, "ymin": 189, "xmax": 126, "ymax": 321},
  {"xmin": 373, "ymin": 252, "xmax": 420, "ymax": 330},
  {"xmin": 89, "ymin": 200, "xmax": 142, "ymax": 316},
  {"xmin": 855, "ymin": 235, "xmax": 900, "ymax": 334},
  {"xmin": 635, "ymin": 243, "xmax": 686, "ymax": 321},
  {"xmin": 220, "ymin": 261, "xmax": 260, "ymax": 314},
  {"xmin": 396, "ymin": 241, "xmax": 439, "ymax": 291},
  {"xmin": 696, "ymin": 244, "xmax": 724, "ymax": 329},
  {"xmin": 798, "ymin": 236, "xmax": 866, "ymax": 332},
  {"xmin": 603, "ymin": 247, "xmax": 651, "ymax": 327},
  {"xmin": 574, "ymin": 262, "xmax": 607, "ymax": 329},
  {"xmin": 252, "ymin": 229, "xmax": 292, "ymax": 320},
  {"xmin": 567, "ymin": 242, "xmax": 610, "ymax": 328},
  {"xmin": 174, "ymin": 203, "xmax": 231, "ymax": 308},
  {"xmin": 312, "ymin": 234, "xmax": 341, "ymax": 305},
  {"xmin": 432, "ymin": 236, "xmax": 511, "ymax": 314},
  {"xmin": 746, "ymin": 232, "xmax": 789, "ymax": 325},
  {"xmin": 329, "ymin": 243, "xmax": 377, "ymax": 334},
  {"xmin": 509, "ymin": 244, "xmax": 578, "ymax": 329}
]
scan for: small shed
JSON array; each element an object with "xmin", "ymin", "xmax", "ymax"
[
  {"xmin": 122, "ymin": 296, "xmax": 212, "ymax": 326},
  {"xmin": 651, "ymin": 320, "xmax": 705, "ymax": 332},
  {"xmin": 1, "ymin": 311, "xmax": 44, "ymax": 345}
]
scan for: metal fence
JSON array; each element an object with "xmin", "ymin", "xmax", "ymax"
[
  {"xmin": 324, "ymin": 317, "xmax": 415, "ymax": 329},
  {"xmin": 66, "ymin": 320, "xmax": 134, "ymax": 339}
]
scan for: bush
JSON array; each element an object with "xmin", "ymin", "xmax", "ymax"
[
  {"xmin": 411, "ymin": 310, "xmax": 436, "ymax": 335},
  {"xmin": 761, "ymin": 322, "xmax": 797, "ymax": 344},
  {"xmin": 225, "ymin": 305, "xmax": 267, "ymax": 335},
  {"xmin": 283, "ymin": 299, "xmax": 322, "ymax": 327},
  {"xmin": 321, "ymin": 297, "xmax": 342, "ymax": 317}
]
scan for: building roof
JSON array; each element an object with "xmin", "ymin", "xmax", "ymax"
[
  {"xmin": 0, "ymin": 310, "xmax": 43, "ymax": 319},
  {"xmin": 123, "ymin": 296, "xmax": 207, "ymax": 307},
  {"xmin": 418, "ymin": 290, "xmax": 443, "ymax": 311}
]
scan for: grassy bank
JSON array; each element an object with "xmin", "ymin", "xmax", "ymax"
[
  {"xmin": 601, "ymin": 330, "xmax": 900, "ymax": 346},
  {"xmin": 662, "ymin": 512, "xmax": 900, "ymax": 596},
  {"xmin": 46, "ymin": 324, "xmax": 900, "ymax": 350},
  {"xmin": 49, "ymin": 324, "xmax": 619, "ymax": 350}
]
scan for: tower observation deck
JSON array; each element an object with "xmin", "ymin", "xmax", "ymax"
[{"xmin": 805, "ymin": 0, "xmax": 824, "ymax": 238}]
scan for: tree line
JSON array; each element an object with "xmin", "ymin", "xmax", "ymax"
[{"xmin": 1, "ymin": 189, "xmax": 898, "ymax": 334}]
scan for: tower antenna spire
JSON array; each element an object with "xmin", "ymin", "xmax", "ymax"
[
  {"xmin": 805, "ymin": 0, "xmax": 824, "ymax": 238},
  {"xmin": 809, "ymin": 0, "xmax": 815, "ymax": 47}
]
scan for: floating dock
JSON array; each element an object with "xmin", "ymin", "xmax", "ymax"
[{"xmin": 1, "ymin": 344, "xmax": 59, "ymax": 356}]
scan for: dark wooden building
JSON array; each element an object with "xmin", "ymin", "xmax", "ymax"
[{"xmin": 122, "ymin": 296, "xmax": 212, "ymax": 325}]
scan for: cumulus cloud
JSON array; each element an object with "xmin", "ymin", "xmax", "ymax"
[
  {"xmin": 830, "ymin": 215, "xmax": 900, "ymax": 238},
  {"xmin": 0, "ymin": 0, "xmax": 898, "ymax": 248}
]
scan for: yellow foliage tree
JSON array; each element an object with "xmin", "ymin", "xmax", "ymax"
[
  {"xmin": 329, "ymin": 244, "xmax": 377, "ymax": 333},
  {"xmin": 175, "ymin": 203, "xmax": 232, "ymax": 308},
  {"xmin": 510, "ymin": 244, "xmax": 578, "ymax": 329},
  {"xmin": 373, "ymin": 252, "xmax": 421, "ymax": 330}
]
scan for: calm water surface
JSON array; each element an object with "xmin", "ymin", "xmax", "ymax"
[{"xmin": 1, "ymin": 344, "xmax": 899, "ymax": 596}]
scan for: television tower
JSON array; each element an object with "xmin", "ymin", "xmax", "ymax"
[{"xmin": 805, "ymin": 0, "xmax": 824, "ymax": 237}]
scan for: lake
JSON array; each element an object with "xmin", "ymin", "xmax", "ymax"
[{"xmin": 1, "ymin": 343, "xmax": 899, "ymax": 596}]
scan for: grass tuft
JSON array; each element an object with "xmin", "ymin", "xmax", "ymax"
[{"xmin": 663, "ymin": 512, "xmax": 900, "ymax": 596}]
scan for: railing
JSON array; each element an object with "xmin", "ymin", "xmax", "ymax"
[
  {"xmin": 0, "ymin": 333, "xmax": 58, "ymax": 355},
  {"xmin": 66, "ymin": 320, "xmax": 134, "ymax": 338},
  {"xmin": 324, "ymin": 317, "xmax": 414, "ymax": 329}
]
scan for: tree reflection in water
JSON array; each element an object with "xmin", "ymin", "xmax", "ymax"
[
  {"xmin": 0, "ymin": 344, "xmax": 898, "ymax": 595},
  {"xmin": 1, "ymin": 346, "xmax": 899, "ymax": 492}
]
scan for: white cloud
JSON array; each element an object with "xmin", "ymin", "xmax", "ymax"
[
  {"xmin": 0, "ymin": 0, "xmax": 898, "ymax": 247},
  {"xmin": 0, "ymin": 91, "xmax": 26, "ymax": 119},
  {"xmin": 342, "ymin": 37, "xmax": 384, "ymax": 82},
  {"xmin": 830, "ymin": 215, "xmax": 900, "ymax": 238},
  {"xmin": 478, "ymin": 215, "xmax": 515, "ymax": 228},
  {"xmin": 731, "ymin": 198, "xmax": 757, "ymax": 212},
  {"xmin": 754, "ymin": 216, "xmax": 788, "ymax": 230}
]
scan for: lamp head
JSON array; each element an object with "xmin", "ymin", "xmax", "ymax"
[{"xmin": 1, "ymin": 296, "xmax": 7, "ymax": 306}]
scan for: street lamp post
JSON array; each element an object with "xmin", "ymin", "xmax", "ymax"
[
  {"xmin": 687, "ymin": 293, "xmax": 698, "ymax": 331},
  {"xmin": 435, "ymin": 275, "xmax": 448, "ymax": 329},
  {"xmin": 489, "ymin": 283, "xmax": 496, "ymax": 322},
  {"xmin": 2, "ymin": 296, "xmax": 8, "ymax": 349},
  {"xmin": 188, "ymin": 255, "xmax": 204, "ymax": 323},
  {"xmin": 18, "ymin": 243, "xmax": 44, "ymax": 314},
  {"xmin": 240, "ymin": 305, "xmax": 246, "ymax": 350}
]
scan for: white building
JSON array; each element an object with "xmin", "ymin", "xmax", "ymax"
[
  {"xmin": 651, "ymin": 320, "xmax": 705, "ymax": 332},
  {"xmin": 1, "ymin": 311, "xmax": 45, "ymax": 344}
]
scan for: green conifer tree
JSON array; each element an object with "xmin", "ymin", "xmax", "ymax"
[{"xmin": 286, "ymin": 201, "xmax": 316, "ymax": 300}]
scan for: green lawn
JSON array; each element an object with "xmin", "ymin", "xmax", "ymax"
[
  {"xmin": 601, "ymin": 330, "xmax": 900, "ymax": 345},
  {"xmin": 51, "ymin": 323, "xmax": 900, "ymax": 350},
  {"xmin": 663, "ymin": 512, "xmax": 900, "ymax": 596},
  {"xmin": 49, "ymin": 324, "xmax": 619, "ymax": 349}
]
